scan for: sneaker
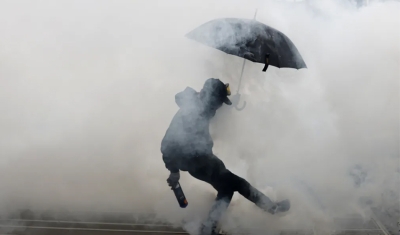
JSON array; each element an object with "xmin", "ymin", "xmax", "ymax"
[
  {"xmin": 211, "ymin": 230, "xmax": 227, "ymax": 235},
  {"xmin": 268, "ymin": 199, "xmax": 290, "ymax": 214},
  {"xmin": 199, "ymin": 223, "xmax": 222, "ymax": 235}
]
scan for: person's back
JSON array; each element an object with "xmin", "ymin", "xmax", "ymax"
[{"xmin": 161, "ymin": 86, "xmax": 217, "ymax": 172}]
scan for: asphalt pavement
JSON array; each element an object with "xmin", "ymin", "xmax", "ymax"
[{"xmin": 0, "ymin": 210, "xmax": 392, "ymax": 235}]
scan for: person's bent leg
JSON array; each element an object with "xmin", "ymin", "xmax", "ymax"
[
  {"xmin": 200, "ymin": 191, "xmax": 234, "ymax": 235},
  {"xmin": 219, "ymin": 169, "xmax": 289, "ymax": 214},
  {"xmin": 236, "ymin": 173, "xmax": 290, "ymax": 214},
  {"xmin": 187, "ymin": 156, "xmax": 235, "ymax": 235}
]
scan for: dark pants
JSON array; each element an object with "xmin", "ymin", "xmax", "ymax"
[{"xmin": 185, "ymin": 155, "xmax": 275, "ymax": 234}]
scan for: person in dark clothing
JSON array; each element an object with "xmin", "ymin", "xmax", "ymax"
[{"xmin": 161, "ymin": 78, "xmax": 290, "ymax": 235}]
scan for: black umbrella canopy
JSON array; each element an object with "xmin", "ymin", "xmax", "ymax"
[{"xmin": 186, "ymin": 18, "xmax": 307, "ymax": 70}]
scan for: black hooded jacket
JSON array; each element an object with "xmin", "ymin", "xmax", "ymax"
[{"xmin": 161, "ymin": 86, "xmax": 218, "ymax": 172}]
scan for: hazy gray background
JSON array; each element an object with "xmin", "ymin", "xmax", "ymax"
[{"xmin": 0, "ymin": 0, "xmax": 398, "ymax": 233}]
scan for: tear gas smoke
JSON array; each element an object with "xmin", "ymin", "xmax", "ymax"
[{"xmin": 0, "ymin": 0, "xmax": 398, "ymax": 233}]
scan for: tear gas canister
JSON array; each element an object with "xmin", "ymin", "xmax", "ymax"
[{"xmin": 172, "ymin": 182, "xmax": 188, "ymax": 208}]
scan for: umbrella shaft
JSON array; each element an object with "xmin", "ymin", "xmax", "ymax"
[
  {"xmin": 253, "ymin": 9, "xmax": 258, "ymax": 20},
  {"xmin": 236, "ymin": 8, "xmax": 256, "ymax": 94},
  {"xmin": 237, "ymin": 59, "xmax": 246, "ymax": 93}
]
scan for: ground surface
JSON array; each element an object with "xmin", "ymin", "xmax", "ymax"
[{"xmin": 0, "ymin": 210, "xmax": 393, "ymax": 235}]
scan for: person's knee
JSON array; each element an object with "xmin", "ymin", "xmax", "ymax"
[
  {"xmin": 216, "ymin": 190, "xmax": 234, "ymax": 201},
  {"xmin": 219, "ymin": 170, "xmax": 250, "ymax": 193},
  {"xmin": 236, "ymin": 178, "xmax": 252, "ymax": 195}
]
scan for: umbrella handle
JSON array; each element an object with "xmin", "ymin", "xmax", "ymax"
[
  {"xmin": 231, "ymin": 93, "xmax": 246, "ymax": 111},
  {"xmin": 235, "ymin": 101, "xmax": 246, "ymax": 111}
]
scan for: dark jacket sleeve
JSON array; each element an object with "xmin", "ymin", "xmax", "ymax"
[{"xmin": 162, "ymin": 155, "xmax": 179, "ymax": 173}]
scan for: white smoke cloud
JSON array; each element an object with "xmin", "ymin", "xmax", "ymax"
[{"xmin": 0, "ymin": 0, "xmax": 398, "ymax": 233}]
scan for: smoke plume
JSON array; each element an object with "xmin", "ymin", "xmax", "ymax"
[{"xmin": 0, "ymin": 0, "xmax": 398, "ymax": 233}]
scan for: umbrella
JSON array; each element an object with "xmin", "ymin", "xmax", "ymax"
[
  {"xmin": 186, "ymin": 11, "xmax": 307, "ymax": 110},
  {"xmin": 185, "ymin": 18, "xmax": 307, "ymax": 71}
]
